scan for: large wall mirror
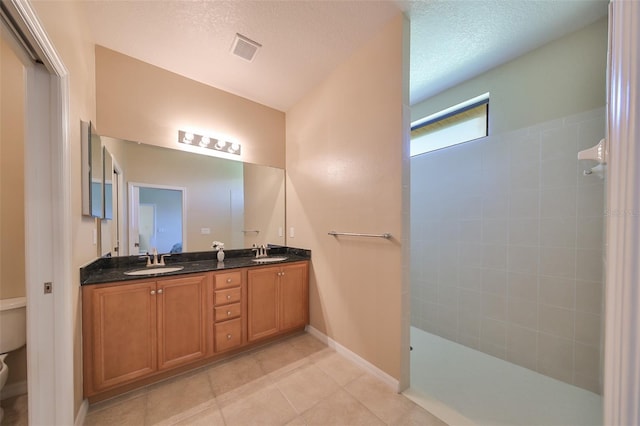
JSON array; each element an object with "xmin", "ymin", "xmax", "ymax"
[{"xmin": 99, "ymin": 135, "xmax": 285, "ymax": 257}]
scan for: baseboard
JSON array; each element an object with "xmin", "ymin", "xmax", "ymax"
[
  {"xmin": 0, "ymin": 380, "xmax": 27, "ymax": 400},
  {"xmin": 305, "ymin": 325, "xmax": 400, "ymax": 392},
  {"xmin": 74, "ymin": 399, "xmax": 89, "ymax": 426}
]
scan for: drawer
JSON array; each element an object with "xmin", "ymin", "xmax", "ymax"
[
  {"xmin": 215, "ymin": 318, "xmax": 242, "ymax": 352},
  {"xmin": 214, "ymin": 303, "xmax": 241, "ymax": 322},
  {"xmin": 214, "ymin": 287, "xmax": 241, "ymax": 306},
  {"xmin": 214, "ymin": 271, "xmax": 242, "ymax": 289}
]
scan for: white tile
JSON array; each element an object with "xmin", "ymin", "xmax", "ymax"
[
  {"xmin": 576, "ymin": 280, "xmax": 603, "ymax": 315},
  {"xmin": 481, "ymin": 268, "xmax": 508, "ymax": 296},
  {"xmin": 509, "ymin": 189, "xmax": 539, "ymax": 219},
  {"xmin": 480, "ymin": 317, "xmax": 507, "ymax": 347},
  {"xmin": 508, "ymin": 245, "xmax": 539, "ymax": 275},
  {"xmin": 541, "ymin": 157, "xmax": 578, "ymax": 188},
  {"xmin": 482, "ymin": 194, "xmax": 510, "ymax": 220},
  {"xmin": 508, "ymin": 297, "xmax": 538, "ymax": 330},
  {"xmin": 508, "ymin": 272, "xmax": 539, "ymax": 301},
  {"xmin": 482, "ymin": 219, "xmax": 508, "ymax": 244},
  {"xmin": 538, "ymin": 333, "xmax": 573, "ymax": 383},
  {"xmin": 506, "ymin": 324, "xmax": 538, "ymax": 371},
  {"xmin": 576, "ymin": 248, "xmax": 604, "ymax": 282},
  {"xmin": 540, "ymin": 187, "xmax": 577, "ymax": 218},
  {"xmin": 539, "ymin": 304, "xmax": 575, "ymax": 339},
  {"xmin": 540, "ymin": 124, "xmax": 578, "ymax": 161},
  {"xmin": 482, "ymin": 293, "xmax": 507, "ymax": 321},
  {"xmin": 539, "ymin": 247, "xmax": 576, "ymax": 279},
  {"xmin": 459, "ymin": 219, "xmax": 483, "ymax": 243},
  {"xmin": 509, "ymin": 218, "xmax": 540, "ymax": 246},
  {"xmin": 482, "ymin": 244, "xmax": 508, "ymax": 269},
  {"xmin": 576, "ymin": 216, "xmax": 605, "ymax": 249},
  {"xmin": 539, "ymin": 275, "xmax": 576, "ymax": 309},
  {"xmin": 577, "ymin": 183, "xmax": 605, "ymax": 217},
  {"xmin": 575, "ymin": 311, "xmax": 601, "ymax": 346},
  {"xmin": 540, "ymin": 217, "xmax": 577, "ymax": 248}
]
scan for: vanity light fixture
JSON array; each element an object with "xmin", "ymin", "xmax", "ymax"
[{"xmin": 178, "ymin": 130, "xmax": 241, "ymax": 156}]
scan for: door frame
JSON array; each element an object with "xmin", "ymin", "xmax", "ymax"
[
  {"xmin": 128, "ymin": 182, "xmax": 187, "ymax": 255},
  {"xmin": 3, "ymin": 0, "xmax": 74, "ymax": 424}
]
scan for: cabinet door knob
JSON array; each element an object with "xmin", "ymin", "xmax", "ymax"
[
  {"xmin": 227, "ymin": 334, "xmax": 232, "ymax": 340},
  {"xmin": 157, "ymin": 289, "xmax": 163, "ymax": 294},
  {"xmin": 150, "ymin": 290, "xmax": 156, "ymax": 295},
  {"xmin": 226, "ymin": 278, "xmax": 232, "ymax": 283}
]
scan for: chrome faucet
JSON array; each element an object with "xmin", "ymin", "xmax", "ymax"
[
  {"xmin": 140, "ymin": 248, "xmax": 170, "ymax": 267},
  {"xmin": 252, "ymin": 244, "xmax": 269, "ymax": 258}
]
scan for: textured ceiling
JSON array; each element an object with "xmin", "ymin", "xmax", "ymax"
[{"xmin": 76, "ymin": 0, "xmax": 608, "ymax": 112}]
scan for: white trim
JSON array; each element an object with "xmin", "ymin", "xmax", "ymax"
[
  {"xmin": 0, "ymin": 380, "xmax": 28, "ymax": 401},
  {"xmin": 7, "ymin": 0, "xmax": 74, "ymax": 424},
  {"xmin": 305, "ymin": 325, "xmax": 400, "ymax": 392},
  {"xmin": 74, "ymin": 399, "xmax": 89, "ymax": 426},
  {"xmin": 603, "ymin": 1, "xmax": 640, "ymax": 425},
  {"xmin": 128, "ymin": 182, "xmax": 187, "ymax": 254}
]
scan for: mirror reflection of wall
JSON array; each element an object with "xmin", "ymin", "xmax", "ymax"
[
  {"xmin": 100, "ymin": 136, "xmax": 285, "ymax": 255},
  {"xmin": 90, "ymin": 133, "xmax": 103, "ymax": 218}
]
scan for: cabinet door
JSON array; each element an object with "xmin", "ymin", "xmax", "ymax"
[
  {"xmin": 280, "ymin": 263, "xmax": 309, "ymax": 331},
  {"xmin": 157, "ymin": 275, "xmax": 207, "ymax": 370},
  {"xmin": 90, "ymin": 281, "xmax": 157, "ymax": 391},
  {"xmin": 247, "ymin": 266, "xmax": 280, "ymax": 341}
]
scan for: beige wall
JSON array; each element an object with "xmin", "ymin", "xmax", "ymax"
[
  {"xmin": 411, "ymin": 18, "xmax": 608, "ymax": 135},
  {"xmin": 0, "ymin": 31, "xmax": 27, "ymax": 388},
  {"xmin": 31, "ymin": 0, "xmax": 98, "ymax": 416},
  {"xmin": 95, "ymin": 46, "xmax": 286, "ymax": 169},
  {"xmin": 286, "ymin": 15, "xmax": 407, "ymax": 380}
]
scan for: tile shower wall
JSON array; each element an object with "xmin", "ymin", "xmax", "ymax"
[{"xmin": 410, "ymin": 107, "xmax": 605, "ymax": 393}]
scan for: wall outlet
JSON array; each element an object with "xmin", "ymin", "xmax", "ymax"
[
  {"xmin": 201, "ymin": 228, "xmax": 211, "ymax": 235},
  {"xmin": 278, "ymin": 227, "xmax": 283, "ymax": 237},
  {"xmin": 92, "ymin": 229, "xmax": 97, "ymax": 245},
  {"xmin": 289, "ymin": 227, "xmax": 295, "ymax": 238}
]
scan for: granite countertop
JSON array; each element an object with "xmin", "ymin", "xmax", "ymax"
[{"xmin": 80, "ymin": 246, "xmax": 311, "ymax": 285}]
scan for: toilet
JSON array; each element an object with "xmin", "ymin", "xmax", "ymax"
[{"xmin": 0, "ymin": 297, "xmax": 27, "ymax": 422}]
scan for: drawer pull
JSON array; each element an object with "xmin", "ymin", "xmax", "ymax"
[
  {"xmin": 226, "ymin": 295, "xmax": 231, "ymax": 300},
  {"xmin": 227, "ymin": 334, "xmax": 232, "ymax": 340},
  {"xmin": 227, "ymin": 311, "xmax": 232, "ymax": 316},
  {"xmin": 226, "ymin": 278, "xmax": 232, "ymax": 283}
]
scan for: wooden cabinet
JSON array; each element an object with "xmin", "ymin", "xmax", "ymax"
[
  {"xmin": 247, "ymin": 262, "xmax": 309, "ymax": 342},
  {"xmin": 156, "ymin": 275, "xmax": 207, "ymax": 370},
  {"xmin": 211, "ymin": 270, "xmax": 245, "ymax": 353},
  {"xmin": 83, "ymin": 260, "xmax": 308, "ymax": 401},
  {"xmin": 85, "ymin": 281, "xmax": 157, "ymax": 392},
  {"xmin": 83, "ymin": 274, "xmax": 208, "ymax": 396}
]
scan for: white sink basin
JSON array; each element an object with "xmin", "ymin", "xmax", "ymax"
[
  {"xmin": 251, "ymin": 256, "xmax": 288, "ymax": 263},
  {"xmin": 124, "ymin": 266, "xmax": 185, "ymax": 276}
]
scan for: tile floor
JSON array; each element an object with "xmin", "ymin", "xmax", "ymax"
[{"xmin": 80, "ymin": 332, "xmax": 447, "ymax": 426}]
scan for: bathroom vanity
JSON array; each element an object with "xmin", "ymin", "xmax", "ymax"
[{"xmin": 80, "ymin": 247, "xmax": 309, "ymax": 402}]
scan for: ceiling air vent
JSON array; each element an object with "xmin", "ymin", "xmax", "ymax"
[{"xmin": 230, "ymin": 33, "xmax": 261, "ymax": 62}]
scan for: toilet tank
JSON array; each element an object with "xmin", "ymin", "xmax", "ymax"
[{"xmin": 0, "ymin": 297, "xmax": 27, "ymax": 354}]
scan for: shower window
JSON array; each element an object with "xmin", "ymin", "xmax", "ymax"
[{"xmin": 410, "ymin": 93, "xmax": 489, "ymax": 156}]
